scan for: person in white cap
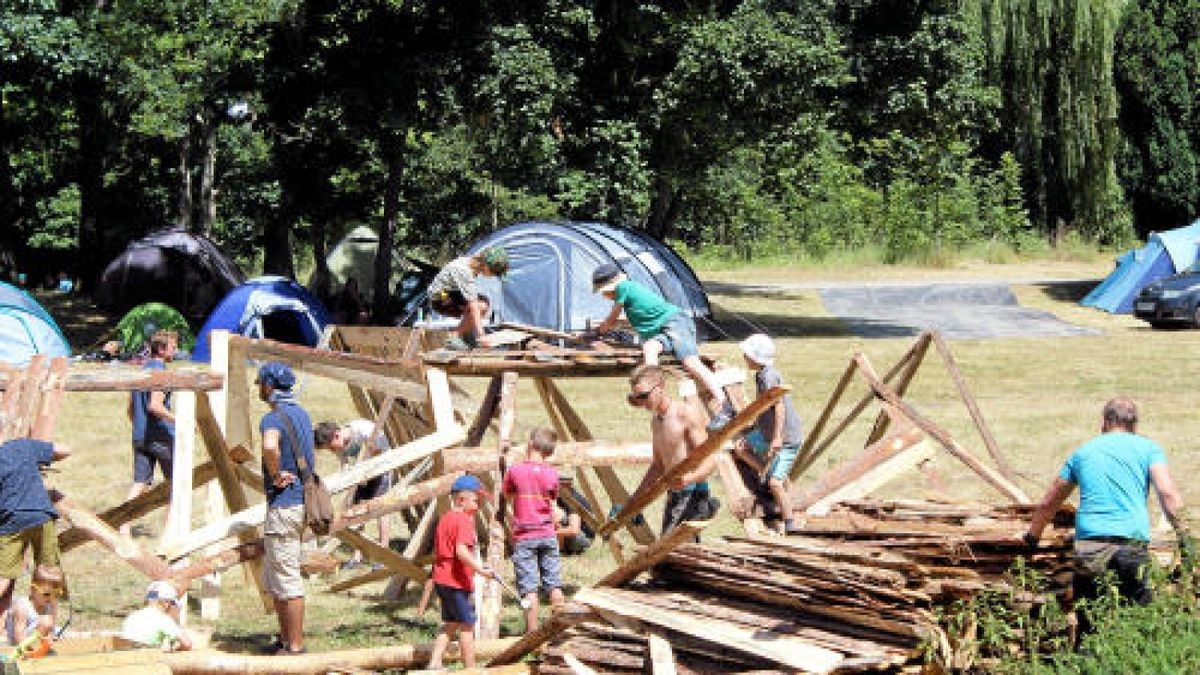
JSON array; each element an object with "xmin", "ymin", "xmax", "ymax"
[
  {"xmin": 735, "ymin": 334, "xmax": 804, "ymax": 534},
  {"xmin": 120, "ymin": 581, "xmax": 192, "ymax": 651}
]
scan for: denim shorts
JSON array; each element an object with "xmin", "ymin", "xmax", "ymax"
[
  {"xmin": 511, "ymin": 537, "xmax": 563, "ymax": 597},
  {"xmin": 132, "ymin": 440, "xmax": 174, "ymax": 485},
  {"xmin": 435, "ymin": 584, "xmax": 477, "ymax": 625},
  {"xmin": 745, "ymin": 430, "xmax": 799, "ymax": 481},
  {"xmin": 648, "ymin": 313, "xmax": 700, "ymax": 360}
]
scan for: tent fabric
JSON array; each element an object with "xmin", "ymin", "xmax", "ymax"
[
  {"xmin": 0, "ymin": 282, "xmax": 70, "ymax": 365},
  {"xmin": 115, "ymin": 302, "xmax": 197, "ymax": 354},
  {"xmin": 95, "ymin": 229, "xmax": 245, "ymax": 322},
  {"xmin": 191, "ymin": 276, "xmax": 331, "ymax": 362},
  {"xmin": 415, "ymin": 221, "xmax": 711, "ymax": 333},
  {"xmin": 1082, "ymin": 219, "xmax": 1200, "ymax": 313},
  {"xmin": 318, "ymin": 225, "xmax": 389, "ymax": 301}
]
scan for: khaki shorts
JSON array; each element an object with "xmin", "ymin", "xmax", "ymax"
[
  {"xmin": 0, "ymin": 521, "xmax": 60, "ymax": 579},
  {"xmin": 262, "ymin": 505, "xmax": 305, "ymax": 600}
]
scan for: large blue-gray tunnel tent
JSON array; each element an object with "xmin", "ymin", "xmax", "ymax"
[{"xmin": 451, "ymin": 221, "xmax": 712, "ymax": 333}]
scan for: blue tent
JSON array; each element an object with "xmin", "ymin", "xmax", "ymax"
[
  {"xmin": 414, "ymin": 221, "xmax": 711, "ymax": 333},
  {"xmin": 191, "ymin": 277, "xmax": 331, "ymax": 362},
  {"xmin": 0, "ymin": 282, "xmax": 70, "ymax": 365},
  {"xmin": 1082, "ymin": 219, "xmax": 1200, "ymax": 313}
]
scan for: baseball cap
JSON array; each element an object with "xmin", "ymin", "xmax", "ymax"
[
  {"xmin": 451, "ymin": 474, "xmax": 491, "ymax": 499},
  {"xmin": 146, "ymin": 580, "xmax": 180, "ymax": 606},
  {"xmin": 480, "ymin": 247, "xmax": 509, "ymax": 278},
  {"xmin": 256, "ymin": 361, "xmax": 296, "ymax": 390},
  {"xmin": 592, "ymin": 263, "xmax": 625, "ymax": 294},
  {"xmin": 739, "ymin": 333, "xmax": 776, "ymax": 367}
]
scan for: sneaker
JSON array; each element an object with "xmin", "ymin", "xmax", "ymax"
[{"xmin": 443, "ymin": 335, "xmax": 471, "ymax": 351}]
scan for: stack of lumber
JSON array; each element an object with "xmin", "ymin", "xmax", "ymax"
[{"xmin": 541, "ymin": 500, "xmax": 1076, "ymax": 674}]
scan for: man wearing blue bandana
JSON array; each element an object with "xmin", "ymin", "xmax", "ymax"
[{"xmin": 255, "ymin": 361, "xmax": 314, "ymax": 655}]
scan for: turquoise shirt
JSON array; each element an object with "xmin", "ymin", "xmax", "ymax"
[
  {"xmin": 1059, "ymin": 431, "xmax": 1166, "ymax": 542},
  {"xmin": 614, "ymin": 280, "xmax": 679, "ymax": 339}
]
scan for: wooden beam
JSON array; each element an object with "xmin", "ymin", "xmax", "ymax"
[
  {"xmin": 575, "ymin": 588, "xmax": 845, "ymax": 673},
  {"xmin": 336, "ymin": 473, "xmax": 459, "ymax": 530},
  {"xmin": 53, "ymin": 497, "xmax": 171, "ymax": 580},
  {"xmin": 487, "ymin": 603, "xmax": 596, "ymax": 667},
  {"xmin": 853, "ymin": 354, "xmax": 1030, "ymax": 504},
  {"xmin": 171, "ymin": 541, "xmax": 264, "ymax": 588},
  {"xmin": 864, "ymin": 333, "xmax": 931, "ymax": 446},
  {"xmin": 334, "ymin": 529, "xmax": 427, "ymax": 583},
  {"xmin": 480, "ymin": 372, "xmax": 518, "ymax": 641},
  {"xmin": 0, "ymin": 366, "xmax": 225, "ymax": 392},
  {"xmin": 792, "ymin": 425, "xmax": 927, "ymax": 513},
  {"xmin": 804, "ymin": 439, "xmax": 938, "ymax": 516},
  {"xmin": 596, "ymin": 388, "xmax": 790, "ymax": 538},
  {"xmin": 162, "ymin": 391, "xmax": 196, "ymax": 550},
  {"xmin": 647, "ymin": 631, "xmax": 678, "ymax": 675},
  {"xmin": 159, "ymin": 427, "xmax": 465, "ymax": 559},
  {"xmin": 931, "ymin": 332, "xmax": 1016, "ymax": 482},
  {"xmin": 595, "ymin": 520, "xmax": 710, "ymax": 588}
]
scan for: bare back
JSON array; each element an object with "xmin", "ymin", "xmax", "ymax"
[{"xmin": 650, "ymin": 400, "xmax": 706, "ymax": 476}]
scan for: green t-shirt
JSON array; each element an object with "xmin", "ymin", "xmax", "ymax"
[{"xmin": 615, "ymin": 280, "xmax": 679, "ymax": 338}]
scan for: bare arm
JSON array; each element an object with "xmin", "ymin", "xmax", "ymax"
[
  {"xmin": 630, "ymin": 455, "xmax": 663, "ymax": 502},
  {"xmin": 455, "ymin": 543, "xmax": 492, "ymax": 577},
  {"xmin": 593, "ymin": 303, "xmax": 624, "ymax": 334},
  {"xmin": 674, "ymin": 408, "xmax": 716, "ymax": 488},
  {"xmin": 147, "ymin": 391, "xmax": 174, "ymax": 424},
  {"xmin": 1025, "ymin": 477, "xmax": 1076, "ymax": 541},
  {"xmin": 1150, "ymin": 464, "xmax": 1189, "ymax": 535},
  {"xmin": 261, "ymin": 428, "xmax": 295, "ymax": 489}
]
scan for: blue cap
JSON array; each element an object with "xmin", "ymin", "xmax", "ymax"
[
  {"xmin": 451, "ymin": 474, "xmax": 485, "ymax": 494},
  {"xmin": 256, "ymin": 361, "xmax": 296, "ymax": 390}
]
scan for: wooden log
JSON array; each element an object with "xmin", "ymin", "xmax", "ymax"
[
  {"xmin": 160, "ymin": 427, "xmax": 465, "ymax": 559},
  {"xmin": 487, "ymin": 604, "xmax": 596, "ymax": 667},
  {"xmin": 805, "ymin": 439, "xmax": 938, "ymax": 516},
  {"xmin": 171, "ymin": 541, "xmax": 264, "ymax": 588},
  {"xmin": 480, "ymin": 372, "xmax": 518, "ymax": 640},
  {"xmin": 791, "ymin": 425, "xmax": 926, "ymax": 512},
  {"xmin": 336, "ymin": 473, "xmax": 459, "ymax": 530},
  {"xmin": 595, "ymin": 520, "xmax": 710, "ymax": 589},
  {"xmin": 59, "ymin": 462, "xmax": 218, "ymax": 552},
  {"xmin": 864, "ymin": 333, "xmax": 931, "ymax": 446},
  {"xmin": 575, "ymin": 588, "xmax": 845, "ymax": 673},
  {"xmin": 0, "ymin": 366, "xmax": 225, "ymax": 392},
  {"xmin": 30, "ymin": 357, "xmax": 68, "ymax": 440},
  {"xmin": 930, "ymin": 332, "xmax": 1015, "ymax": 482},
  {"xmin": 158, "ymin": 637, "xmax": 519, "ymax": 674},
  {"xmin": 445, "ymin": 442, "xmax": 653, "ymax": 473},
  {"xmin": 53, "ymin": 497, "xmax": 171, "ymax": 580},
  {"xmin": 852, "ymin": 354, "xmax": 1030, "ymax": 504},
  {"xmin": 597, "ymin": 387, "xmax": 790, "ymax": 538}
]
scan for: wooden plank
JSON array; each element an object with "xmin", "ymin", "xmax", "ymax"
[
  {"xmin": 328, "ymin": 566, "xmax": 394, "ymax": 594},
  {"xmin": 575, "ymin": 588, "xmax": 844, "ymax": 673},
  {"xmin": 425, "ymin": 367, "xmax": 456, "ymax": 433},
  {"xmin": 647, "ymin": 632, "xmax": 678, "ymax": 675},
  {"xmin": 792, "ymin": 425, "xmax": 927, "ymax": 513},
  {"xmin": 334, "ymin": 529, "xmax": 428, "ymax": 583},
  {"xmin": 224, "ymin": 336, "xmax": 254, "ymax": 454},
  {"xmin": 480, "ymin": 372, "xmax": 518, "ymax": 641},
  {"xmin": 852, "ymin": 354, "xmax": 1031, "ymax": 504},
  {"xmin": 805, "ymin": 439, "xmax": 938, "ymax": 516},
  {"xmin": 597, "ymin": 387, "xmax": 790, "ymax": 538},
  {"xmin": 487, "ymin": 604, "xmax": 597, "ymax": 667},
  {"xmin": 162, "ymin": 391, "xmax": 196, "ymax": 550},
  {"xmin": 931, "ymin": 332, "xmax": 1015, "ymax": 482},
  {"xmin": 53, "ymin": 497, "xmax": 171, "ymax": 580},
  {"xmin": 159, "ymin": 426, "xmax": 465, "ymax": 559},
  {"xmin": 595, "ymin": 520, "xmax": 710, "ymax": 588},
  {"xmin": 201, "ymin": 330, "xmax": 231, "ymax": 621}
]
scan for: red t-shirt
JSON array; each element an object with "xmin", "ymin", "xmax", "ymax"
[
  {"xmin": 503, "ymin": 461, "xmax": 559, "ymax": 541},
  {"xmin": 431, "ymin": 509, "xmax": 477, "ymax": 590}
]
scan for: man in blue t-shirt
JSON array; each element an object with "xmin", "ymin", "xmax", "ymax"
[
  {"xmin": 1024, "ymin": 398, "xmax": 1192, "ymax": 616},
  {"xmin": 255, "ymin": 361, "xmax": 314, "ymax": 655},
  {"xmin": 0, "ymin": 438, "xmax": 71, "ymax": 619},
  {"xmin": 122, "ymin": 330, "xmax": 178, "ymax": 537}
]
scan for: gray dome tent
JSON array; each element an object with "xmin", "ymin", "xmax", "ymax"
[{"xmin": 428, "ymin": 221, "xmax": 711, "ymax": 333}]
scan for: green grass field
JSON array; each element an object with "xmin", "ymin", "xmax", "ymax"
[{"xmin": 36, "ymin": 256, "xmax": 1200, "ymax": 654}]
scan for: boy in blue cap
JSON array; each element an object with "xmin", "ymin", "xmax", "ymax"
[
  {"xmin": 255, "ymin": 361, "xmax": 315, "ymax": 655},
  {"xmin": 592, "ymin": 263, "xmax": 734, "ymax": 428},
  {"xmin": 427, "ymin": 474, "xmax": 496, "ymax": 670}
]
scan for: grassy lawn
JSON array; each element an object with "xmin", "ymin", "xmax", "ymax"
[{"xmin": 38, "ymin": 256, "xmax": 1200, "ymax": 654}]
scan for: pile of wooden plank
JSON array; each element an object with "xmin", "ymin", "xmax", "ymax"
[{"xmin": 539, "ymin": 500, "xmax": 1076, "ymax": 674}]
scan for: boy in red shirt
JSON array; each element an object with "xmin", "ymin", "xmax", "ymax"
[
  {"xmin": 427, "ymin": 474, "xmax": 495, "ymax": 670},
  {"xmin": 502, "ymin": 428, "xmax": 564, "ymax": 632}
]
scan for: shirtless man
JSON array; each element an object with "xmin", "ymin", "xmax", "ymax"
[{"xmin": 626, "ymin": 365, "xmax": 720, "ymax": 535}]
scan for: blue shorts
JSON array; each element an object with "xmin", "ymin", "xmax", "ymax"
[
  {"xmin": 435, "ymin": 584, "xmax": 476, "ymax": 625},
  {"xmin": 745, "ymin": 430, "xmax": 799, "ymax": 481},
  {"xmin": 132, "ymin": 440, "xmax": 174, "ymax": 485},
  {"xmin": 512, "ymin": 537, "xmax": 563, "ymax": 597},
  {"xmin": 648, "ymin": 313, "xmax": 699, "ymax": 360}
]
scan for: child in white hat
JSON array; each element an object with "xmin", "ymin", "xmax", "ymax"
[
  {"xmin": 120, "ymin": 581, "xmax": 192, "ymax": 651},
  {"xmin": 736, "ymin": 334, "xmax": 804, "ymax": 534}
]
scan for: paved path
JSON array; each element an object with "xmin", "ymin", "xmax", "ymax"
[{"xmin": 705, "ymin": 279, "xmax": 1101, "ymax": 339}]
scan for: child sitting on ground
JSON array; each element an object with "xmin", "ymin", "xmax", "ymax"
[
  {"xmin": 3, "ymin": 565, "xmax": 63, "ymax": 651},
  {"xmin": 503, "ymin": 428, "xmax": 566, "ymax": 632},
  {"xmin": 427, "ymin": 475, "xmax": 496, "ymax": 670},
  {"xmin": 120, "ymin": 581, "xmax": 193, "ymax": 651},
  {"xmin": 591, "ymin": 263, "xmax": 734, "ymax": 428},
  {"xmin": 734, "ymin": 334, "xmax": 805, "ymax": 534}
]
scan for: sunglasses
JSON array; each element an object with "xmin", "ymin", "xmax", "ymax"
[
  {"xmin": 627, "ymin": 384, "xmax": 659, "ymax": 405},
  {"xmin": 31, "ymin": 584, "xmax": 63, "ymax": 598}
]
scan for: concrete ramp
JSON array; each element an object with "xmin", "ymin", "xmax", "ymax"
[{"xmin": 818, "ymin": 283, "xmax": 1100, "ymax": 339}]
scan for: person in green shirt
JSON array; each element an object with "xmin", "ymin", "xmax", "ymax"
[{"xmin": 591, "ymin": 263, "xmax": 734, "ymax": 428}]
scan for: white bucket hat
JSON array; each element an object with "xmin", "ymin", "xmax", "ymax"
[
  {"xmin": 739, "ymin": 333, "xmax": 776, "ymax": 367},
  {"xmin": 146, "ymin": 580, "xmax": 180, "ymax": 606}
]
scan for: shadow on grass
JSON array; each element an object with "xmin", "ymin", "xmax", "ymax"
[
  {"xmin": 1030, "ymin": 279, "xmax": 1101, "ymax": 303},
  {"xmin": 31, "ymin": 290, "xmax": 119, "ymax": 349}
]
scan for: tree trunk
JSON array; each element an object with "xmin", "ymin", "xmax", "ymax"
[
  {"xmin": 374, "ymin": 151, "xmax": 403, "ymax": 321},
  {"xmin": 197, "ymin": 115, "xmax": 219, "ymax": 236},
  {"xmin": 0, "ymin": 95, "xmax": 18, "ymax": 252},
  {"xmin": 73, "ymin": 73, "xmax": 109, "ymax": 288},
  {"xmin": 177, "ymin": 132, "xmax": 194, "ymax": 230},
  {"xmin": 262, "ymin": 196, "xmax": 296, "ymax": 277},
  {"xmin": 309, "ymin": 219, "xmax": 331, "ymax": 303}
]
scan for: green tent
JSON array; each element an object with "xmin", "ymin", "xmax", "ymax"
[
  {"xmin": 318, "ymin": 225, "xmax": 404, "ymax": 301},
  {"xmin": 115, "ymin": 302, "xmax": 196, "ymax": 354}
]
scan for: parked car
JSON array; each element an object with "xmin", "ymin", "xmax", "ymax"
[{"xmin": 1133, "ymin": 270, "xmax": 1200, "ymax": 328}]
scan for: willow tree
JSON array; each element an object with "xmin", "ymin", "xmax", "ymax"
[{"xmin": 964, "ymin": 0, "xmax": 1130, "ymax": 243}]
